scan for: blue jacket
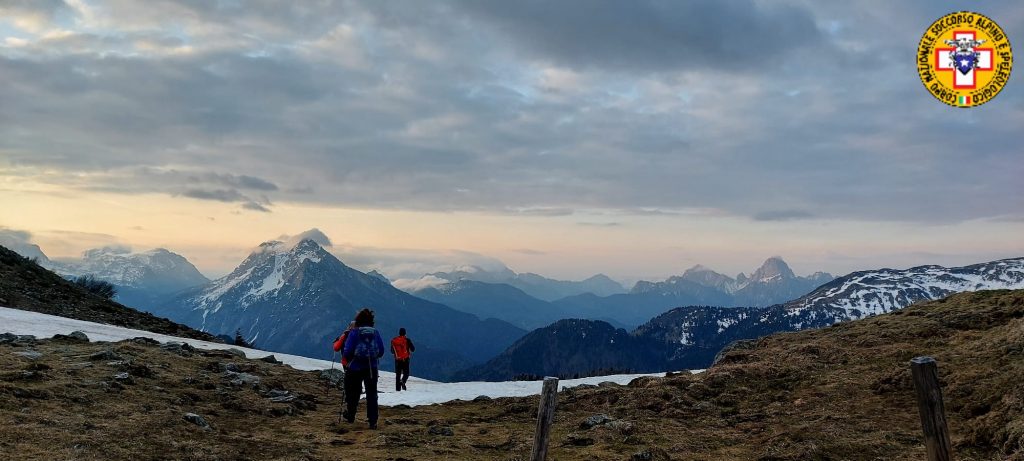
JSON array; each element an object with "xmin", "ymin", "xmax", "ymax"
[{"xmin": 342, "ymin": 326, "xmax": 385, "ymax": 371}]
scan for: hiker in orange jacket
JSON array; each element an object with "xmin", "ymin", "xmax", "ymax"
[
  {"xmin": 333, "ymin": 321, "xmax": 356, "ymax": 369},
  {"xmin": 390, "ymin": 328, "xmax": 415, "ymax": 391}
]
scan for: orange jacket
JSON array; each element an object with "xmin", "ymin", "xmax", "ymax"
[
  {"xmin": 390, "ymin": 336, "xmax": 415, "ymax": 361},
  {"xmin": 333, "ymin": 330, "xmax": 351, "ymax": 367}
]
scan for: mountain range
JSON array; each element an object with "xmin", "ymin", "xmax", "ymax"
[
  {"xmin": 7, "ymin": 229, "xmax": 1021, "ymax": 383},
  {"xmin": 146, "ymin": 231, "xmax": 527, "ymax": 380},
  {"xmin": 49, "ymin": 247, "xmax": 210, "ymax": 310},
  {"xmin": 550, "ymin": 257, "xmax": 833, "ymax": 327},
  {"xmin": 407, "ymin": 257, "xmax": 833, "ymax": 329},
  {"xmin": 0, "ymin": 244, "xmax": 215, "ymax": 341},
  {"xmin": 401, "ymin": 265, "xmax": 626, "ymax": 301},
  {"xmin": 411, "ymin": 279, "xmax": 572, "ymax": 330},
  {"xmin": 457, "ymin": 257, "xmax": 1024, "ymax": 380}
]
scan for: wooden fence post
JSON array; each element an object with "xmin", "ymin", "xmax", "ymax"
[
  {"xmin": 530, "ymin": 377, "xmax": 559, "ymax": 461},
  {"xmin": 910, "ymin": 356, "xmax": 952, "ymax": 461}
]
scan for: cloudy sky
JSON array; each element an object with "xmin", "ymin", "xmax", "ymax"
[{"xmin": 1, "ymin": 0, "xmax": 1022, "ymax": 281}]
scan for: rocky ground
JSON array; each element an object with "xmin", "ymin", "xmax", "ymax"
[{"xmin": 1, "ymin": 289, "xmax": 1023, "ymax": 460}]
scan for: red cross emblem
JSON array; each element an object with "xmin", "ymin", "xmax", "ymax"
[{"xmin": 934, "ymin": 31, "xmax": 993, "ymax": 89}]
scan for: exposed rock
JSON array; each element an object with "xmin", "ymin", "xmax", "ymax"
[
  {"xmin": 223, "ymin": 363, "xmax": 241, "ymax": 373},
  {"xmin": 183, "ymin": 413, "xmax": 212, "ymax": 431},
  {"xmin": 113, "ymin": 372, "xmax": 134, "ymax": 384},
  {"xmin": 266, "ymin": 389, "xmax": 290, "ymax": 398},
  {"xmin": 258, "ymin": 355, "xmax": 282, "ymax": 364},
  {"xmin": 160, "ymin": 342, "xmax": 195, "ymax": 357},
  {"xmin": 319, "ymin": 368, "xmax": 345, "ymax": 387},
  {"xmin": 224, "ymin": 371, "xmax": 260, "ymax": 387},
  {"xmin": 580, "ymin": 414, "xmax": 613, "ymax": 429},
  {"xmin": 472, "ymin": 395, "xmax": 492, "ymax": 402},
  {"xmin": 0, "ymin": 333, "xmax": 37, "ymax": 346},
  {"xmin": 266, "ymin": 389, "xmax": 297, "ymax": 403},
  {"xmin": 13, "ymin": 350, "xmax": 43, "ymax": 360},
  {"xmin": 606, "ymin": 420, "xmax": 636, "ymax": 435},
  {"xmin": 68, "ymin": 362, "xmax": 93, "ymax": 370},
  {"xmin": 597, "ymin": 381, "xmax": 620, "ymax": 388},
  {"xmin": 631, "ymin": 448, "xmax": 671, "ymax": 461},
  {"xmin": 130, "ymin": 337, "xmax": 160, "ymax": 345},
  {"xmin": 693, "ymin": 401, "xmax": 715, "ymax": 412},
  {"xmin": 225, "ymin": 348, "xmax": 246, "ymax": 358},
  {"xmin": 52, "ymin": 331, "xmax": 89, "ymax": 342},
  {"xmin": 427, "ymin": 425, "xmax": 455, "ymax": 437}
]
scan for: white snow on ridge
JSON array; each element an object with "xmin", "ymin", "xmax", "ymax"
[
  {"xmin": 793, "ymin": 258, "xmax": 1024, "ymax": 318},
  {"xmin": 0, "ymin": 306, "xmax": 691, "ymax": 406}
]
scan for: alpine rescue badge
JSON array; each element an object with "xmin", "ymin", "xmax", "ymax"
[{"xmin": 918, "ymin": 11, "xmax": 1012, "ymax": 108}]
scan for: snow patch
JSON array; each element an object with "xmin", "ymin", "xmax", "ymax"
[
  {"xmin": 0, "ymin": 306, "xmax": 699, "ymax": 406},
  {"xmin": 393, "ymin": 274, "xmax": 450, "ymax": 292}
]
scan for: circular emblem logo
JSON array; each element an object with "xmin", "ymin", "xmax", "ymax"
[{"xmin": 918, "ymin": 11, "xmax": 1012, "ymax": 108}]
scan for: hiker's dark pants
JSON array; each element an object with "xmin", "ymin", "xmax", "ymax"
[
  {"xmin": 344, "ymin": 368, "xmax": 379, "ymax": 424},
  {"xmin": 395, "ymin": 359, "xmax": 410, "ymax": 390}
]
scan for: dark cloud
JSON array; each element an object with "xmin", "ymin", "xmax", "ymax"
[
  {"xmin": 180, "ymin": 188, "xmax": 273, "ymax": 212},
  {"xmin": 752, "ymin": 210, "xmax": 816, "ymax": 222},
  {"xmin": 181, "ymin": 189, "xmax": 248, "ymax": 202},
  {"xmin": 188, "ymin": 173, "xmax": 279, "ymax": 191},
  {"xmin": 242, "ymin": 201, "xmax": 272, "ymax": 213},
  {"xmin": 458, "ymin": 0, "xmax": 823, "ymax": 71},
  {"xmin": 0, "ymin": 1, "xmax": 1021, "ymax": 225}
]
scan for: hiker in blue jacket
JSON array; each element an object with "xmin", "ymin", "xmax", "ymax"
[{"xmin": 342, "ymin": 307, "xmax": 385, "ymax": 429}]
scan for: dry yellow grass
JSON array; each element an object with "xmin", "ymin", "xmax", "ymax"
[{"xmin": 2, "ymin": 289, "xmax": 1023, "ymax": 460}]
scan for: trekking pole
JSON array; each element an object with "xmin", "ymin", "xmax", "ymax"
[{"xmin": 325, "ymin": 351, "xmax": 338, "ymax": 397}]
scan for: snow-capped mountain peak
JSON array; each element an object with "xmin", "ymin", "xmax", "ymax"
[
  {"xmin": 57, "ymin": 246, "xmax": 208, "ymax": 290},
  {"xmin": 787, "ymin": 257, "xmax": 1024, "ymax": 320},
  {"xmin": 196, "ymin": 237, "xmax": 331, "ymax": 312}
]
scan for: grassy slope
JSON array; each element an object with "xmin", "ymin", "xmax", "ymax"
[
  {"xmin": 1, "ymin": 290, "xmax": 1022, "ymax": 460},
  {"xmin": 0, "ymin": 245, "xmax": 216, "ymax": 341}
]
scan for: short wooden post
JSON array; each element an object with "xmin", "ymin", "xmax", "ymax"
[
  {"xmin": 910, "ymin": 356, "xmax": 952, "ymax": 461},
  {"xmin": 530, "ymin": 377, "xmax": 559, "ymax": 461}
]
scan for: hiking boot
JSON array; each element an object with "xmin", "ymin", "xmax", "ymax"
[
  {"xmin": 401, "ymin": 383, "xmax": 407, "ymax": 391},
  {"xmin": 369, "ymin": 422, "xmax": 378, "ymax": 430},
  {"xmin": 342, "ymin": 412, "xmax": 355, "ymax": 423}
]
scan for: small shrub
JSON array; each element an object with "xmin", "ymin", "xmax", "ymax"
[
  {"xmin": 72, "ymin": 275, "xmax": 117, "ymax": 300},
  {"xmin": 233, "ymin": 329, "xmax": 255, "ymax": 348}
]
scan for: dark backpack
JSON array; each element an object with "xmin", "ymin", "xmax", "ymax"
[{"xmin": 352, "ymin": 327, "xmax": 380, "ymax": 361}]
